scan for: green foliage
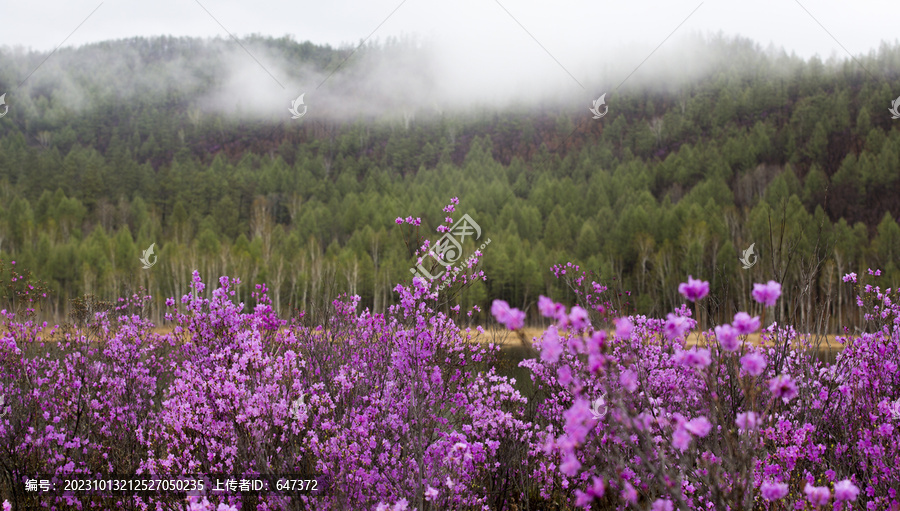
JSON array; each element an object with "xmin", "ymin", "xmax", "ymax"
[{"xmin": 1, "ymin": 34, "xmax": 900, "ymax": 326}]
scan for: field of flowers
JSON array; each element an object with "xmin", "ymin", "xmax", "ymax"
[{"xmin": 1, "ymin": 200, "xmax": 899, "ymax": 511}]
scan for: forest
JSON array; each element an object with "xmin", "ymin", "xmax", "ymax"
[{"xmin": 1, "ymin": 33, "xmax": 900, "ymax": 333}]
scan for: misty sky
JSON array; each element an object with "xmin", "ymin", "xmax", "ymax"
[
  {"xmin": 4, "ymin": 0, "xmax": 896, "ymax": 61},
  {"xmin": 1, "ymin": 0, "xmax": 897, "ymax": 118}
]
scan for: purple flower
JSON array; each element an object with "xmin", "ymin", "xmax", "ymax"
[
  {"xmin": 651, "ymin": 499, "xmax": 674, "ymax": 511},
  {"xmin": 678, "ymin": 275, "xmax": 710, "ymax": 302},
  {"xmin": 736, "ymin": 412, "xmax": 761, "ymax": 430},
  {"xmin": 563, "ymin": 399, "xmax": 595, "ymax": 444},
  {"xmin": 842, "ymin": 272, "xmax": 857, "ymax": 283},
  {"xmin": 589, "ymin": 476, "xmax": 605, "ymax": 497},
  {"xmin": 620, "ymin": 369, "xmax": 638, "ymax": 393},
  {"xmin": 804, "ymin": 483, "xmax": 831, "ymax": 507},
  {"xmin": 538, "ymin": 295, "xmax": 559, "ymax": 318},
  {"xmin": 491, "ymin": 299, "xmax": 512, "ymax": 323},
  {"xmin": 752, "ymin": 280, "xmax": 782, "ymax": 307},
  {"xmin": 615, "ymin": 316, "xmax": 634, "ymax": 340},
  {"xmin": 621, "ymin": 481, "xmax": 638, "ymax": 504},
  {"xmin": 395, "ymin": 217, "xmax": 404, "ymax": 225},
  {"xmin": 768, "ymin": 375, "xmax": 799, "ymax": 401},
  {"xmin": 574, "ymin": 491, "xmax": 592, "ymax": 507},
  {"xmin": 491, "ymin": 299, "xmax": 525, "ymax": 330},
  {"xmin": 586, "ymin": 330, "xmax": 606, "ymax": 354},
  {"xmin": 684, "ymin": 416, "xmax": 712, "ymax": 436},
  {"xmin": 576, "ymin": 476, "xmax": 605, "ymax": 504},
  {"xmin": 2, "ymin": 500, "xmax": 10, "ymax": 511},
  {"xmin": 674, "ymin": 347, "xmax": 711, "ymax": 369},
  {"xmin": 732, "ymin": 312, "xmax": 760, "ymax": 334},
  {"xmin": 540, "ymin": 326, "xmax": 564, "ymax": 364},
  {"xmin": 664, "ymin": 313, "xmax": 692, "ymax": 341},
  {"xmin": 834, "ymin": 479, "xmax": 859, "ymax": 501},
  {"xmin": 715, "ymin": 323, "xmax": 740, "ymax": 351},
  {"xmin": 568, "ymin": 306, "xmax": 590, "ymax": 329},
  {"xmin": 672, "ymin": 426, "xmax": 691, "ymax": 451},
  {"xmin": 560, "ymin": 451, "xmax": 581, "ymax": 476},
  {"xmin": 557, "ymin": 365, "xmax": 573, "ymax": 386},
  {"xmin": 740, "ymin": 351, "xmax": 767, "ymax": 376},
  {"xmin": 760, "ymin": 480, "xmax": 788, "ymax": 500},
  {"xmin": 505, "ymin": 309, "xmax": 525, "ymax": 330},
  {"xmin": 424, "ymin": 486, "xmax": 439, "ymax": 500}
]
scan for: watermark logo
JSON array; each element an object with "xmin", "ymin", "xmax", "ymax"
[
  {"xmin": 589, "ymin": 93, "xmax": 608, "ymax": 119},
  {"xmin": 590, "ymin": 393, "xmax": 607, "ymax": 420},
  {"xmin": 740, "ymin": 243, "xmax": 758, "ymax": 269},
  {"xmin": 0, "ymin": 93, "xmax": 8, "ymax": 119},
  {"xmin": 289, "ymin": 93, "xmax": 307, "ymax": 119},
  {"xmin": 890, "ymin": 95, "xmax": 900, "ymax": 120},
  {"xmin": 0, "ymin": 394, "xmax": 7, "ymax": 418},
  {"xmin": 410, "ymin": 213, "xmax": 483, "ymax": 281},
  {"xmin": 432, "ymin": 238, "xmax": 491, "ymax": 292},
  {"xmin": 140, "ymin": 243, "xmax": 158, "ymax": 269},
  {"xmin": 290, "ymin": 393, "xmax": 307, "ymax": 421}
]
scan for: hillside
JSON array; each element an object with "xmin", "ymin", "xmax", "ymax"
[{"xmin": 1, "ymin": 34, "xmax": 899, "ymax": 332}]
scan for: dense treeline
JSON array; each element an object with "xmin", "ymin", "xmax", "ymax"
[{"xmin": 0, "ymin": 34, "xmax": 899, "ymax": 332}]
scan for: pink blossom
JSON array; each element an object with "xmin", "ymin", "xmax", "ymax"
[
  {"xmin": 740, "ymin": 351, "xmax": 767, "ymax": 376},
  {"xmin": 732, "ymin": 312, "xmax": 760, "ymax": 334},
  {"xmin": 574, "ymin": 490, "xmax": 593, "ymax": 507},
  {"xmin": 842, "ymin": 272, "xmax": 857, "ymax": 283},
  {"xmin": 540, "ymin": 326, "xmax": 564, "ymax": 364},
  {"xmin": 834, "ymin": 479, "xmax": 859, "ymax": 501},
  {"xmin": 586, "ymin": 330, "xmax": 606, "ymax": 354},
  {"xmin": 621, "ymin": 481, "xmax": 638, "ymax": 504},
  {"xmin": 563, "ymin": 398, "xmax": 595, "ymax": 444},
  {"xmin": 395, "ymin": 217, "xmax": 403, "ymax": 224},
  {"xmin": 736, "ymin": 411, "xmax": 761, "ymax": 430},
  {"xmin": 678, "ymin": 275, "xmax": 710, "ymax": 302},
  {"xmin": 769, "ymin": 375, "xmax": 799, "ymax": 401},
  {"xmin": 672, "ymin": 426, "xmax": 691, "ymax": 451},
  {"xmin": 760, "ymin": 480, "xmax": 789, "ymax": 500},
  {"xmin": 651, "ymin": 499, "xmax": 674, "ymax": 511},
  {"xmin": 568, "ymin": 306, "xmax": 590, "ymax": 329},
  {"xmin": 424, "ymin": 486, "xmax": 439, "ymax": 500},
  {"xmin": 560, "ymin": 451, "xmax": 582, "ymax": 476},
  {"xmin": 575, "ymin": 476, "xmax": 605, "ymax": 505},
  {"xmin": 491, "ymin": 299, "xmax": 525, "ymax": 330},
  {"xmin": 620, "ymin": 368, "xmax": 638, "ymax": 392},
  {"xmin": 684, "ymin": 416, "xmax": 712, "ymax": 436},
  {"xmin": 538, "ymin": 295, "xmax": 561, "ymax": 318},
  {"xmin": 557, "ymin": 365, "xmax": 573, "ymax": 386},
  {"xmin": 2, "ymin": 500, "xmax": 10, "ymax": 511},
  {"xmin": 664, "ymin": 313, "xmax": 692, "ymax": 340},
  {"xmin": 615, "ymin": 316, "xmax": 633, "ymax": 340},
  {"xmin": 804, "ymin": 483, "xmax": 831, "ymax": 507},
  {"xmin": 674, "ymin": 347, "xmax": 711, "ymax": 369},
  {"xmin": 715, "ymin": 323, "xmax": 740, "ymax": 351},
  {"xmin": 588, "ymin": 476, "xmax": 605, "ymax": 498},
  {"xmin": 752, "ymin": 280, "xmax": 782, "ymax": 307},
  {"xmin": 505, "ymin": 309, "xmax": 525, "ymax": 330}
]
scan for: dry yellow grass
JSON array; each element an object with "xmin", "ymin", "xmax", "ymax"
[
  {"xmin": 461, "ymin": 327, "xmax": 844, "ymax": 352},
  {"xmin": 7, "ymin": 321, "xmax": 844, "ymax": 355}
]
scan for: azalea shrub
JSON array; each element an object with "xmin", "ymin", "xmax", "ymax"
[
  {"xmin": 1, "ymin": 198, "xmax": 900, "ymax": 510},
  {"xmin": 507, "ymin": 264, "xmax": 892, "ymax": 510}
]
